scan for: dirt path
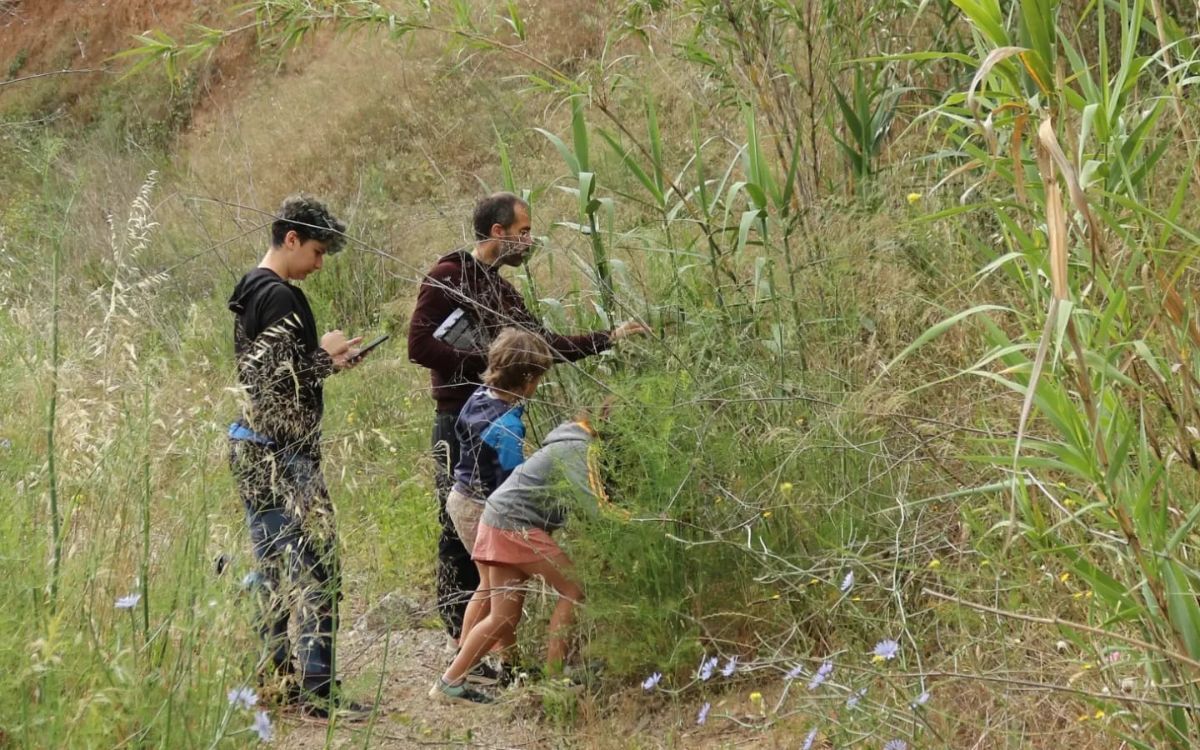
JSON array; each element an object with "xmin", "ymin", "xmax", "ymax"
[{"xmin": 276, "ymin": 594, "xmax": 786, "ymax": 750}]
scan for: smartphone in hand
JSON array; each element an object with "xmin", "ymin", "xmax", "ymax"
[{"xmin": 351, "ymin": 334, "xmax": 389, "ymax": 363}]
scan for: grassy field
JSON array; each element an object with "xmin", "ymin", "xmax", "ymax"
[{"xmin": 3, "ymin": 0, "xmax": 1200, "ymax": 747}]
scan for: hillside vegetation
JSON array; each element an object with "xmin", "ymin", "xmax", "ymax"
[{"xmin": 3, "ymin": 0, "xmax": 1200, "ymax": 747}]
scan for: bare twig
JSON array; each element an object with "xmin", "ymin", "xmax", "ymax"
[
  {"xmin": 924, "ymin": 588, "xmax": 1200, "ymax": 672},
  {"xmin": 0, "ymin": 67, "xmax": 102, "ymax": 88}
]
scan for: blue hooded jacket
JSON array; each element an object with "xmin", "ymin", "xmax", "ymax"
[{"xmin": 451, "ymin": 387, "xmax": 526, "ymax": 502}]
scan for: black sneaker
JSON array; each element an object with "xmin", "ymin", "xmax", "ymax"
[
  {"xmin": 298, "ymin": 691, "xmax": 374, "ymax": 722},
  {"xmin": 465, "ymin": 659, "xmax": 504, "ymax": 686},
  {"xmin": 507, "ymin": 664, "xmax": 543, "ymax": 687},
  {"xmin": 429, "ymin": 678, "xmax": 494, "ymax": 705}
]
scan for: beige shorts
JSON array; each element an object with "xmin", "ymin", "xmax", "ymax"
[{"xmin": 446, "ymin": 489, "xmax": 485, "ymax": 552}]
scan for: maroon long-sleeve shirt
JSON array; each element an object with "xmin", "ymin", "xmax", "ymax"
[{"xmin": 408, "ymin": 250, "xmax": 612, "ymax": 414}]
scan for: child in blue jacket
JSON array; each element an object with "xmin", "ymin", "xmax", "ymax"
[{"xmin": 446, "ymin": 328, "xmax": 553, "ymax": 665}]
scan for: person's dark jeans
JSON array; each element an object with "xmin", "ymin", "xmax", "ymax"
[
  {"xmin": 432, "ymin": 411, "xmax": 478, "ymax": 640},
  {"xmin": 230, "ymin": 440, "xmax": 340, "ymax": 698}
]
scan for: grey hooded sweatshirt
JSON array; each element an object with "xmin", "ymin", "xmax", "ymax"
[{"xmin": 481, "ymin": 421, "xmax": 602, "ymax": 533}]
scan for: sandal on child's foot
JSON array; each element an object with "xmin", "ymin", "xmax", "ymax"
[{"xmin": 429, "ymin": 678, "xmax": 494, "ymax": 705}]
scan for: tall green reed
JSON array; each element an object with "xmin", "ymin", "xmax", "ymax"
[{"xmin": 890, "ymin": 0, "xmax": 1200, "ymax": 743}]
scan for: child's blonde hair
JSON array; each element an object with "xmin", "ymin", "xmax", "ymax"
[{"xmin": 482, "ymin": 328, "xmax": 554, "ymax": 392}]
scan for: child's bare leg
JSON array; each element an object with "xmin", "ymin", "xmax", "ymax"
[
  {"xmin": 442, "ymin": 564, "xmax": 527, "ymax": 684},
  {"xmin": 458, "ymin": 561, "xmax": 492, "ymax": 644},
  {"xmin": 517, "ymin": 554, "xmax": 582, "ymax": 671},
  {"xmin": 493, "ymin": 565, "xmax": 525, "ymax": 654}
]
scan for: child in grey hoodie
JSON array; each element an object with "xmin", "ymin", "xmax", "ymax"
[{"xmin": 430, "ymin": 415, "xmax": 616, "ymax": 704}]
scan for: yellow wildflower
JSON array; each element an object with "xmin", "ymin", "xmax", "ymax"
[
  {"xmin": 1059, "ymin": 571, "xmax": 1070, "ymax": 583},
  {"xmin": 779, "ymin": 482, "xmax": 794, "ymax": 495},
  {"xmin": 906, "ymin": 192, "xmax": 922, "ymax": 205},
  {"xmin": 1094, "ymin": 709, "xmax": 1105, "ymax": 720},
  {"xmin": 927, "ymin": 559, "xmax": 941, "ymax": 570}
]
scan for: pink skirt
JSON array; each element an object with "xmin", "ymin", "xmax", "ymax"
[{"xmin": 472, "ymin": 522, "xmax": 564, "ymax": 566}]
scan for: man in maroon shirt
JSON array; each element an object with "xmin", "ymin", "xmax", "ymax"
[{"xmin": 408, "ymin": 192, "xmax": 647, "ymax": 642}]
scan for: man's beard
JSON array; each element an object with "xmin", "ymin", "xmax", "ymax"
[{"xmin": 497, "ymin": 238, "xmax": 530, "ymax": 266}]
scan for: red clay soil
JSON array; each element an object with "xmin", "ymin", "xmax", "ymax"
[{"xmin": 0, "ymin": 0, "xmax": 253, "ymax": 113}]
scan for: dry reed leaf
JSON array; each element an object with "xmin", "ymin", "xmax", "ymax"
[
  {"xmin": 1036, "ymin": 118, "xmax": 1105, "ymax": 265},
  {"xmin": 1153, "ymin": 267, "xmax": 1200, "ymax": 348},
  {"xmin": 1006, "ymin": 117, "xmax": 1075, "ymax": 549},
  {"xmin": 967, "ymin": 46, "xmax": 1028, "ymax": 120},
  {"xmin": 930, "ymin": 159, "xmax": 983, "ymax": 195}
]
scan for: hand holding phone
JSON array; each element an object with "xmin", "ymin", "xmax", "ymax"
[{"xmin": 350, "ymin": 334, "xmax": 389, "ymax": 363}]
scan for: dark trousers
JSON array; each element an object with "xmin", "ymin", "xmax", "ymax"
[
  {"xmin": 230, "ymin": 440, "xmax": 340, "ymax": 698},
  {"xmin": 433, "ymin": 411, "xmax": 478, "ymax": 639}
]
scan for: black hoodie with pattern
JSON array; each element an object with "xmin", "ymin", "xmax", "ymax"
[{"xmin": 228, "ymin": 268, "xmax": 334, "ymax": 456}]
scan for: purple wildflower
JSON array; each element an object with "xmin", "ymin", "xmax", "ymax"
[
  {"xmin": 807, "ymin": 660, "xmax": 833, "ymax": 690},
  {"xmin": 642, "ymin": 672, "xmax": 662, "ymax": 691},
  {"xmin": 846, "ymin": 687, "xmax": 867, "ymax": 709},
  {"xmin": 115, "ymin": 593, "xmax": 141, "ymax": 610},
  {"xmin": 912, "ymin": 690, "xmax": 930, "ymax": 708},
  {"xmin": 252, "ymin": 710, "xmax": 273, "ymax": 742},
  {"xmin": 698, "ymin": 656, "xmax": 719, "ymax": 681},
  {"xmin": 883, "ymin": 740, "xmax": 907, "ymax": 750},
  {"xmin": 873, "ymin": 639, "xmax": 900, "ymax": 661},
  {"xmin": 784, "ymin": 664, "xmax": 804, "ymax": 681},
  {"xmin": 697, "ymin": 701, "xmax": 711, "ymax": 725},
  {"xmin": 841, "ymin": 571, "xmax": 854, "ymax": 593},
  {"xmin": 802, "ymin": 727, "xmax": 818, "ymax": 750},
  {"xmin": 227, "ymin": 686, "xmax": 258, "ymax": 710},
  {"xmin": 721, "ymin": 656, "xmax": 738, "ymax": 677}
]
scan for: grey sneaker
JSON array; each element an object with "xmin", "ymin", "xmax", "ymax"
[{"xmin": 429, "ymin": 677, "xmax": 494, "ymax": 705}]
